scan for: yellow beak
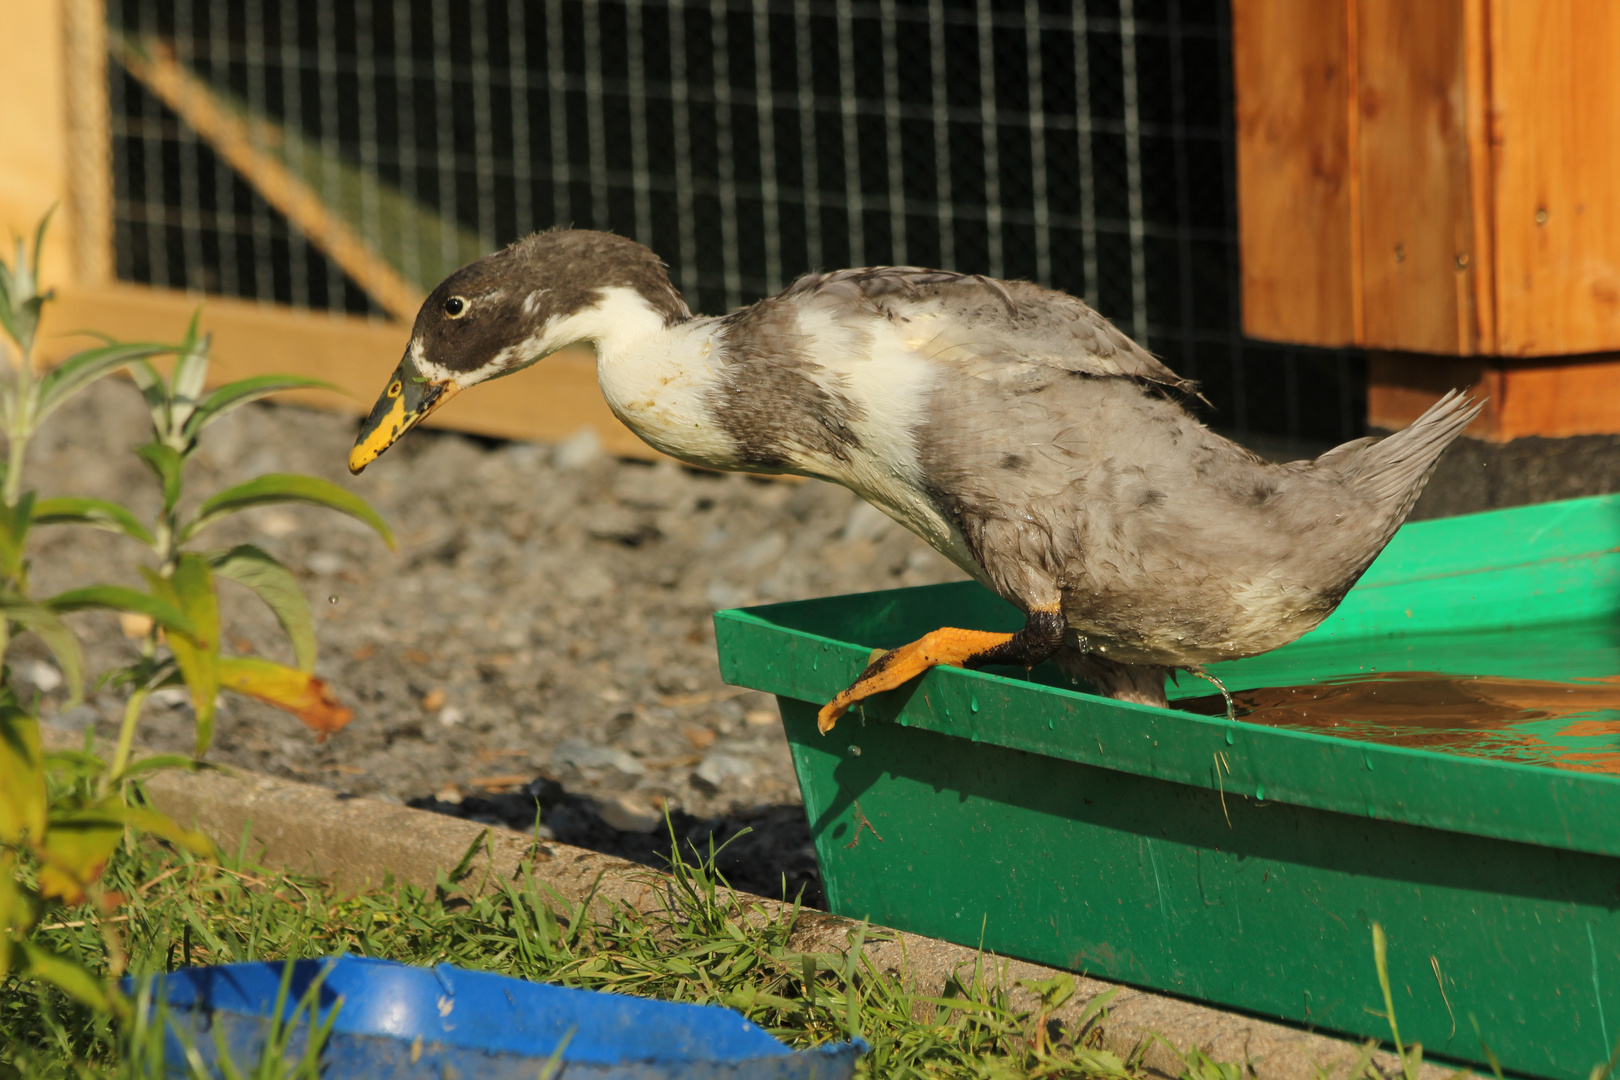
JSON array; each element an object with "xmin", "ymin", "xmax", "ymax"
[{"xmin": 348, "ymin": 355, "xmax": 462, "ymax": 474}]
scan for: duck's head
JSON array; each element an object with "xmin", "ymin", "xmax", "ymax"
[{"xmin": 348, "ymin": 229, "xmax": 689, "ymax": 474}]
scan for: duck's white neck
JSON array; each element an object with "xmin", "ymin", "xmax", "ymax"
[{"xmin": 541, "ymin": 286, "xmax": 737, "ymax": 467}]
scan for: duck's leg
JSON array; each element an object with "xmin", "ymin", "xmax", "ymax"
[
  {"xmin": 817, "ymin": 605, "xmax": 1066, "ymax": 733},
  {"xmin": 1189, "ymin": 666, "xmax": 1236, "ymax": 721}
]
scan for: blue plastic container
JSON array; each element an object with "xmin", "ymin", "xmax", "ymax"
[{"xmin": 125, "ymin": 956, "xmax": 864, "ymax": 1079}]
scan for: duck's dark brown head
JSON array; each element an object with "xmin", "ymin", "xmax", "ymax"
[{"xmin": 349, "ymin": 229, "xmax": 688, "ymax": 474}]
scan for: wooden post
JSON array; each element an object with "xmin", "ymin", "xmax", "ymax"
[
  {"xmin": 0, "ymin": 0, "xmax": 76, "ymax": 285},
  {"xmin": 1234, "ymin": 0, "xmax": 1620, "ymax": 440}
]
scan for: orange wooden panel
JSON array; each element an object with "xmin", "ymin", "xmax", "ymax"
[
  {"xmin": 1369, "ymin": 351, "xmax": 1620, "ymax": 440},
  {"xmin": 0, "ymin": 0, "xmax": 76, "ymax": 281},
  {"xmin": 36, "ymin": 284, "xmax": 664, "ymax": 461},
  {"xmin": 1232, "ymin": 0, "xmax": 1358, "ymax": 346},
  {"xmin": 1355, "ymin": 0, "xmax": 1484, "ymax": 355},
  {"xmin": 1490, "ymin": 2, "xmax": 1620, "ymax": 356}
]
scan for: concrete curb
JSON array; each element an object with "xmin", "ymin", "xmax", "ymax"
[{"xmin": 105, "ymin": 757, "xmax": 1456, "ymax": 1080}]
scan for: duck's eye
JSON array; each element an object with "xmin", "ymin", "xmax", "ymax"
[
  {"xmin": 387, "ymin": 380, "xmax": 402, "ymax": 399},
  {"xmin": 444, "ymin": 295, "xmax": 468, "ymax": 318}
]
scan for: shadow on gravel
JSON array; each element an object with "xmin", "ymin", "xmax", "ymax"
[{"xmin": 410, "ymin": 778, "xmax": 825, "ymax": 909}]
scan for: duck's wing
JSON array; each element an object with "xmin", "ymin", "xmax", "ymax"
[{"xmin": 781, "ymin": 266, "xmax": 1197, "ymax": 395}]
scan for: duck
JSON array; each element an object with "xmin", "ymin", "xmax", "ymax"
[{"xmin": 348, "ymin": 229, "xmax": 1480, "ymax": 732}]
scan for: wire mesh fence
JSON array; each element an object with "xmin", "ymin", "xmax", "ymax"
[{"xmin": 104, "ymin": 0, "xmax": 1364, "ymax": 445}]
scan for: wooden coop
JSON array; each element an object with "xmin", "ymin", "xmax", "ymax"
[{"xmin": 1235, "ymin": 0, "xmax": 1620, "ymax": 440}]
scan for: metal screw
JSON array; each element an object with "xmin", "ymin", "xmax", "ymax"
[
  {"xmin": 1536, "ymin": 208, "xmax": 1550, "ymax": 225},
  {"xmin": 1394, "ymin": 244, "xmax": 1406, "ymax": 263},
  {"xmin": 1455, "ymin": 254, "xmax": 1469, "ymax": 270}
]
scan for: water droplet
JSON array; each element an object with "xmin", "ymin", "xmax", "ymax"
[
  {"xmin": 1254, "ymin": 784, "xmax": 1266, "ymax": 800},
  {"xmin": 848, "ymin": 745, "xmax": 862, "ymax": 757},
  {"xmin": 970, "ymin": 696, "xmax": 979, "ymax": 714},
  {"xmin": 811, "ymin": 658, "xmax": 818, "ymax": 670},
  {"xmin": 1225, "ymin": 727, "xmax": 1234, "ymax": 746},
  {"xmin": 328, "ymin": 595, "xmax": 339, "ymax": 605}
]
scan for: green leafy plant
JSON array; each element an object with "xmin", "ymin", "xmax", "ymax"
[{"xmin": 0, "ymin": 214, "xmax": 392, "ymax": 1013}]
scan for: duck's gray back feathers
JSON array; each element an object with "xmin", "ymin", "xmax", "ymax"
[{"xmin": 783, "ymin": 266, "xmax": 1198, "ymax": 394}]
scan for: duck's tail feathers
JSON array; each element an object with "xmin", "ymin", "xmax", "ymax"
[{"xmin": 1323, "ymin": 389, "xmax": 1483, "ymax": 515}]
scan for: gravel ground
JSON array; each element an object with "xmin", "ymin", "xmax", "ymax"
[{"xmin": 24, "ymin": 379, "xmax": 968, "ymax": 904}]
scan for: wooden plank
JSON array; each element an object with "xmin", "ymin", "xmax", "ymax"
[
  {"xmin": 1490, "ymin": 2, "xmax": 1620, "ymax": 356},
  {"xmin": 37, "ymin": 283, "xmax": 663, "ymax": 460},
  {"xmin": 0, "ymin": 0, "xmax": 75, "ymax": 281},
  {"xmin": 1366, "ymin": 352, "xmax": 1497, "ymax": 435},
  {"xmin": 1355, "ymin": 0, "xmax": 1483, "ymax": 354},
  {"xmin": 1232, "ymin": 0, "xmax": 1358, "ymax": 346},
  {"xmin": 1369, "ymin": 350, "xmax": 1620, "ymax": 440},
  {"xmin": 113, "ymin": 35, "xmax": 424, "ymax": 323},
  {"xmin": 64, "ymin": 0, "xmax": 112, "ymax": 286}
]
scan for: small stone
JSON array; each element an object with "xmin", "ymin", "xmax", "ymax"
[
  {"xmin": 682, "ymin": 724, "xmax": 717, "ymax": 749},
  {"xmin": 597, "ymin": 792, "xmax": 663, "ymax": 833},
  {"xmin": 438, "ymin": 706, "xmax": 465, "ymax": 727},
  {"xmin": 551, "ymin": 427, "xmax": 602, "ymax": 470},
  {"xmin": 736, "ymin": 532, "xmax": 787, "ymax": 572},
  {"xmin": 842, "ymin": 500, "xmax": 893, "ymax": 543},
  {"xmin": 421, "ymin": 689, "xmax": 447, "ymax": 711},
  {"xmin": 120, "ymin": 612, "xmax": 154, "ymax": 639},
  {"xmin": 435, "ymin": 784, "xmax": 464, "ymax": 805},
  {"xmin": 704, "ymin": 582, "xmax": 749, "ymax": 610},
  {"xmin": 22, "ymin": 659, "xmax": 62, "ymax": 693},
  {"xmin": 150, "ymin": 687, "xmax": 189, "ymax": 708},
  {"xmin": 46, "ymin": 704, "xmax": 99, "ymax": 731},
  {"xmin": 552, "ymin": 738, "xmax": 645, "ymax": 776},
  {"xmin": 307, "ymin": 551, "xmax": 345, "ymax": 576},
  {"xmin": 256, "ymin": 509, "xmax": 300, "ymax": 537},
  {"xmin": 744, "ymin": 708, "xmax": 779, "ymax": 728},
  {"xmin": 693, "ymin": 752, "xmax": 755, "ymax": 791}
]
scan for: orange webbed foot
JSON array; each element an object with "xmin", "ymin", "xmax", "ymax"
[{"xmin": 816, "ymin": 627, "xmax": 1015, "ymax": 733}]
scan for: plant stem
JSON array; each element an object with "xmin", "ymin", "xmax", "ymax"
[
  {"xmin": 106, "ymin": 686, "xmax": 151, "ymax": 794},
  {"xmin": 3, "ymin": 336, "xmax": 33, "ymax": 509}
]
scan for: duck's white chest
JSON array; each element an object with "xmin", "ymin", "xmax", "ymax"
[{"xmin": 594, "ymin": 321, "xmax": 739, "ymax": 467}]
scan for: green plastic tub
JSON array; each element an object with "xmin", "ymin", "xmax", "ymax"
[{"xmin": 713, "ymin": 494, "xmax": 1620, "ymax": 1078}]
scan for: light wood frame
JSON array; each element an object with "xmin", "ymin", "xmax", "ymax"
[{"xmin": 0, "ymin": 0, "xmax": 655, "ymax": 460}]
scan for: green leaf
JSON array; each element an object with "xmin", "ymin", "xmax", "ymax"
[
  {"xmin": 183, "ymin": 374, "xmax": 338, "ymax": 442},
  {"xmin": 210, "ymin": 545, "xmax": 316, "ymax": 671},
  {"xmin": 0, "ymin": 492, "xmax": 35, "ymax": 581},
  {"xmin": 137, "ymin": 443, "xmax": 184, "ymax": 515},
  {"xmin": 0, "ymin": 247, "xmax": 13, "ymax": 345},
  {"xmin": 167, "ymin": 327, "xmax": 211, "ymax": 438},
  {"xmin": 105, "ymin": 805, "xmax": 214, "ymax": 859},
  {"xmin": 45, "ymin": 585, "xmax": 196, "ymax": 640},
  {"xmin": 181, "ymin": 473, "xmax": 394, "ymax": 549},
  {"xmin": 126, "ymin": 357, "xmax": 171, "ymax": 431},
  {"xmin": 0, "ymin": 705, "xmax": 46, "ymax": 845},
  {"xmin": 33, "ymin": 497, "xmax": 156, "ymax": 546},
  {"xmin": 16, "ymin": 941, "xmax": 109, "ymax": 1012},
  {"xmin": 0, "ymin": 210, "xmax": 54, "ymax": 354},
  {"xmin": 143, "ymin": 555, "xmax": 219, "ymax": 754},
  {"xmin": 36, "ymin": 342, "xmax": 176, "ymax": 424},
  {"xmin": 29, "ymin": 207, "xmax": 53, "ymax": 281},
  {"xmin": 0, "ymin": 598, "xmax": 84, "ymax": 705},
  {"xmin": 218, "ymin": 656, "xmax": 352, "ymax": 738},
  {"xmin": 0, "ymin": 853, "xmax": 39, "ymax": 983},
  {"xmin": 34, "ymin": 801, "xmax": 124, "ymax": 904}
]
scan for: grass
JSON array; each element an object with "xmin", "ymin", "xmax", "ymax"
[{"xmin": 2, "ymin": 825, "xmax": 1164, "ymax": 1079}]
